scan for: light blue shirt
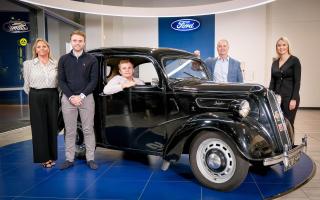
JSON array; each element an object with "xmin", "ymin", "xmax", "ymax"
[{"xmin": 213, "ymin": 57, "xmax": 229, "ymax": 82}]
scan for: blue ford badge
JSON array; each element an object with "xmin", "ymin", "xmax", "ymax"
[{"xmin": 171, "ymin": 19, "xmax": 200, "ymax": 31}]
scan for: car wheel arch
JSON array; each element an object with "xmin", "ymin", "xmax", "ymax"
[
  {"xmin": 184, "ymin": 128, "xmax": 250, "ymax": 161},
  {"xmin": 163, "ymin": 120, "xmax": 249, "ymax": 163},
  {"xmin": 163, "ymin": 117, "xmax": 272, "ymax": 163}
]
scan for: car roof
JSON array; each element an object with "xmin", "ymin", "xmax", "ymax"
[{"xmin": 87, "ymin": 47, "xmax": 194, "ymax": 59}]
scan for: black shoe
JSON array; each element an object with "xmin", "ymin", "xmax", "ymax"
[
  {"xmin": 87, "ymin": 160, "xmax": 98, "ymax": 170},
  {"xmin": 60, "ymin": 160, "xmax": 74, "ymax": 170}
]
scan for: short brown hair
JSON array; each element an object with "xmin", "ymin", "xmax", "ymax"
[
  {"xmin": 118, "ymin": 59, "xmax": 133, "ymax": 67},
  {"xmin": 70, "ymin": 30, "xmax": 86, "ymax": 41}
]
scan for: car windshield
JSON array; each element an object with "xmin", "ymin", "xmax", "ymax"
[{"xmin": 163, "ymin": 58, "xmax": 209, "ymax": 80}]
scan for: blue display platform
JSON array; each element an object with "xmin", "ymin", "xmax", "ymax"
[{"xmin": 0, "ymin": 136, "xmax": 315, "ymax": 200}]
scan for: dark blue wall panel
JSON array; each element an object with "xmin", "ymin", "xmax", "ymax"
[
  {"xmin": 158, "ymin": 15, "xmax": 215, "ymax": 60},
  {"xmin": 0, "ymin": 12, "xmax": 30, "ymax": 104}
]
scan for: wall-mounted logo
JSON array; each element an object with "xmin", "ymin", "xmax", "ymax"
[
  {"xmin": 3, "ymin": 20, "xmax": 30, "ymax": 33},
  {"xmin": 170, "ymin": 19, "xmax": 200, "ymax": 32},
  {"xmin": 19, "ymin": 38, "xmax": 28, "ymax": 47}
]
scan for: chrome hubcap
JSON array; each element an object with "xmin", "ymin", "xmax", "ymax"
[
  {"xmin": 207, "ymin": 153, "xmax": 221, "ymax": 169},
  {"xmin": 206, "ymin": 149, "xmax": 226, "ymax": 172},
  {"xmin": 196, "ymin": 138, "xmax": 236, "ymax": 183}
]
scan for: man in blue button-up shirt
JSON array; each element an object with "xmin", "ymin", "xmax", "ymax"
[{"xmin": 195, "ymin": 39, "xmax": 243, "ymax": 83}]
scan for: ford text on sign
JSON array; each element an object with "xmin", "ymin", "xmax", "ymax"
[{"xmin": 170, "ymin": 19, "xmax": 200, "ymax": 31}]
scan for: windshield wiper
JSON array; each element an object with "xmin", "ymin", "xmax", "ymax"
[
  {"xmin": 183, "ymin": 72, "xmax": 201, "ymax": 79},
  {"xmin": 168, "ymin": 78, "xmax": 183, "ymax": 85}
]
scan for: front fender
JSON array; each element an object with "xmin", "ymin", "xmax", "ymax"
[{"xmin": 163, "ymin": 113, "xmax": 274, "ymax": 162}]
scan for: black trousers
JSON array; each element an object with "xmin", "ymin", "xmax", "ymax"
[
  {"xmin": 29, "ymin": 88, "xmax": 59, "ymax": 163},
  {"xmin": 281, "ymin": 97, "xmax": 300, "ymax": 129}
]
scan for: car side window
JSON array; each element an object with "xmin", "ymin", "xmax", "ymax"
[
  {"xmin": 135, "ymin": 62, "xmax": 159, "ymax": 86},
  {"xmin": 102, "ymin": 56, "xmax": 115, "ymax": 84},
  {"xmin": 103, "ymin": 57, "xmax": 160, "ymax": 92},
  {"xmin": 103, "ymin": 65, "xmax": 111, "ymax": 83}
]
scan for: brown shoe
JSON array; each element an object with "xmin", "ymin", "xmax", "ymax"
[
  {"xmin": 60, "ymin": 160, "xmax": 74, "ymax": 170},
  {"xmin": 87, "ymin": 160, "xmax": 98, "ymax": 170},
  {"xmin": 41, "ymin": 161, "xmax": 52, "ymax": 168}
]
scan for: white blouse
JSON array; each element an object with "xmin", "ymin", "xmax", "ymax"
[
  {"xmin": 103, "ymin": 75, "xmax": 145, "ymax": 95},
  {"xmin": 23, "ymin": 58, "xmax": 58, "ymax": 94}
]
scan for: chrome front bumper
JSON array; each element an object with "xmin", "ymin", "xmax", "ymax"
[{"xmin": 263, "ymin": 136, "xmax": 307, "ymax": 171}]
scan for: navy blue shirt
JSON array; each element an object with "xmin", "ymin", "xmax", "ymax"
[{"xmin": 58, "ymin": 51, "xmax": 98, "ymax": 98}]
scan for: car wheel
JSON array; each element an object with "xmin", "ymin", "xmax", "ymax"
[
  {"xmin": 63, "ymin": 121, "xmax": 86, "ymax": 160},
  {"xmin": 189, "ymin": 131, "xmax": 249, "ymax": 191}
]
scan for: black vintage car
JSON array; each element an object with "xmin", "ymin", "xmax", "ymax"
[{"xmin": 58, "ymin": 47, "xmax": 306, "ymax": 191}]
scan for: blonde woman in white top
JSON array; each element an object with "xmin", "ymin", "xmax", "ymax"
[
  {"xmin": 103, "ymin": 59, "xmax": 144, "ymax": 95},
  {"xmin": 23, "ymin": 38, "xmax": 58, "ymax": 168}
]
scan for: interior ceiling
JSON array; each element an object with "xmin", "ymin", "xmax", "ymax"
[
  {"xmin": 92, "ymin": 0, "xmax": 231, "ymax": 8},
  {"xmin": 19, "ymin": 0, "xmax": 275, "ymax": 17}
]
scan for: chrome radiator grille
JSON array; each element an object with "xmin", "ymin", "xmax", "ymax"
[{"xmin": 267, "ymin": 90, "xmax": 292, "ymax": 149}]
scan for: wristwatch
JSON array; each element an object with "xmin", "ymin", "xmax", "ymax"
[{"xmin": 80, "ymin": 93, "xmax": 86, "ymax": 100}]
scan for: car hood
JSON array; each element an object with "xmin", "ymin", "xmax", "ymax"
[{"xmin": 170, "ymin": 79, "xmax": 265, "ymax": 95}]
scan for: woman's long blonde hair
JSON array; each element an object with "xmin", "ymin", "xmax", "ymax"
[
  {"xmin": 276, "ymin": 36, "xmax": 291, "ymax": 57},
  {"xmin": 32, "ymin": 38, "xmax": 53, "ymax": 59}
]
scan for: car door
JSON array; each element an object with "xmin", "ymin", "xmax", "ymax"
[{"xmin": 102, "ymin": 57, "xmax": 167, "ymax": 154}]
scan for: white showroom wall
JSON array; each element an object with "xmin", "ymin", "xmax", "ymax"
[
  {"xmin": 85, "ymin": 14, "xmax": 104, "ymax": 50},
  {"xmin": 216, "ymin": 0, "xmax": 320, "ymax": 107},
  {"xmin": 86, "ymin": 15, "xmax": 158, "ymax": 49},
  {"xmin": 266, "ymin": 0, "xmax": 320, "ymax": 107},
  {"xmin": 85, "ymin": 0, "xmax": 320, "ymax": 107},
  {"xmin": 215, "ymin": 5, "xmax": 267, "ymax": 85},
  {"xmin": 122, "ymin": 18, "xmax": 158, "ymax": 47}
]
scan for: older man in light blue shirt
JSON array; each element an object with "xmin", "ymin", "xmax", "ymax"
[
  {"xmin": 195, "ymin": 39, "xmax": 243, "ymax": 83},
  {"xmin": 213, "ymin": 57, "xmax": 229, "ymax": 82}
]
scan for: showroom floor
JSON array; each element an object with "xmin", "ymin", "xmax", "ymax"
[
  {"xmin": 0, "ymin": 110, "xmax": 319, "ymax": 200},
  {"xmin": 0, "ymin": 105, "xmax": 29, "ymax": 133}
]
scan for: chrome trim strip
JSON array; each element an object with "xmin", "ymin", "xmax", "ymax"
[
  {"xmin": 195, "ymin": 97, "xmax": 235, "ymax": 109},
  {"xmin": 267, "ymin": 90, "xmax": 291, "ymax": 147}
]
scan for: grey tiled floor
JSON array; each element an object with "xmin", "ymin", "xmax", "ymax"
[
  {"xmin": 0, "ymin": 110, "xmax": 319, "ymax": 199},
  {"xmin": 276, "ymin": 110, "xmax": 320, "ymax": 200}
]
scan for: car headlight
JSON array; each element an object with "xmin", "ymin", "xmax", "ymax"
[
  {"xmin": 229, "ymin": 100, "xmax": 251, "ymax": 118},
  {"xmin": 239, "ymin": 100, "xmax": 250, "ymax": 118}
]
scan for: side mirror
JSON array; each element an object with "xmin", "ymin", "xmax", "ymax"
[{"xmin": 151, "ymin": 78, "xmax": 159, "ymax": 87}]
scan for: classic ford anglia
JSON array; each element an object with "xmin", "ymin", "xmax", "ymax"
[{"xmin": 58, "ymin": 47, "xmax": 306, "ymax": 191}]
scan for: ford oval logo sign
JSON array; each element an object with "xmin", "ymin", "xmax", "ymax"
[
  {"xmin": 171, "ymin": 19, "xmax": 200, "ymax": 32},
  {"xmin": 3, "ymin": 20, "xmax": 30, "ymax": 33}
]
